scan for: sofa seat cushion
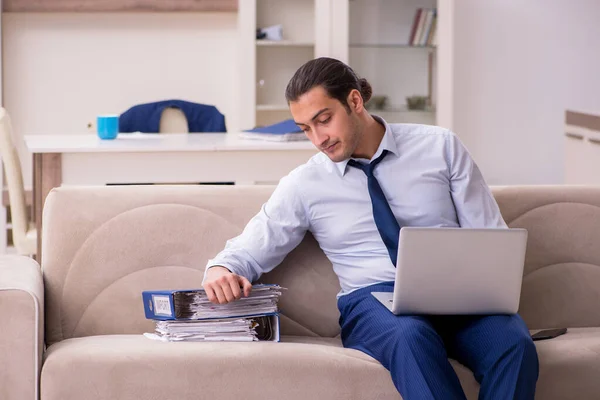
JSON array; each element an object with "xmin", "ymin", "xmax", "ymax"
[
  {"xmin": 41, "ymin": 334, "xmax": 400, "ymax": 400},
  {"xmin": 532, "ymin": 327, "xmax": 600, "ymax": 399},
  {"xmin": 41, "ymin": 328, "xmax": 600, "ymax": 400}
]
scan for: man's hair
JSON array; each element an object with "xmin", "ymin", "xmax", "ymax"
[{"xmin": 285, "ymin": 57, "xmax": 372, "ymax": 112}]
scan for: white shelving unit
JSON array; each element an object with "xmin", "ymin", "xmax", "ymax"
[
  {"xmin": 239, "ymin": 0, "xmax": 323, "ymax": 129},
  {"xmin": 347, "ymin": 0, "xmax": 438, "ymax": 125},
  {"xmin": 239, "ymin": 0, "xmax": 453, "ymax": 130}
]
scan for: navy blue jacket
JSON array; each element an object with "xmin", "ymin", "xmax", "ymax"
[{"xmin": 119, "ymin": 100, "xmax": 226, "ymax": 133}]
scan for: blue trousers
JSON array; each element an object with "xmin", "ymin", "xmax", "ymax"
[{"xmin": 338, "ymin": 282, "xmax": 539, "ymax": 400}]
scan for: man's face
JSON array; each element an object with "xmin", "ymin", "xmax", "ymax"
[{"xmin": 290, "ymin": 86, "xmax": 362, "ymax": 163}]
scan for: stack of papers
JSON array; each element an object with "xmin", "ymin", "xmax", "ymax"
[
  {"xmin": 172, "ymin": 285, "xmax": 283, "ymax": 319},
  {"xmin": 144, "ymin": 316, "xmax": 273, "ymax": 342},
  {"xmin": 142, "ymin": 284, "xmax": 283, "ymax": 342},
  {"xmin": 240, "ymin": 119, "xmax": 308, "ymax": 142}
]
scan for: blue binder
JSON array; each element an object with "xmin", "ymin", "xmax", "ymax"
[
  {"xmin": 142, "ymin": 289, "xmax": 278, "ymax": 319},
  {"xmin": 244, "ymin": 119, "xmax": 302, "ymax": 134},
  {"xmin": 142, "ymin": 288, "xmax": 281, "ymax": 342}
]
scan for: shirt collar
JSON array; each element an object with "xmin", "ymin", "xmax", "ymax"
[{"xmin": 333, "ymin": 115, "xmax": 399, "ymax": 176}]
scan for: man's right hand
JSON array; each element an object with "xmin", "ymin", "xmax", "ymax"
[{"xmin": 202, "ymin": 266, "xmax": 253, "ymax": 305}]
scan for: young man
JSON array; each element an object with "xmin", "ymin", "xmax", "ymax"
[{"xmin": 203, "ymin": 57, "xmax": 539, "ymax": 399}]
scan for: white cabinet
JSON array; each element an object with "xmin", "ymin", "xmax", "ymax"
[
  {"xmin": 564, "ymin": 111, "xmax": 600, "ymax": 184},
  {"xmin": 239, "ymin": 0, "xmax": 323, "ymax": 129},
  {"xmin": 565, "ymin": 132, "xmax": 600, "ymax": 185}
]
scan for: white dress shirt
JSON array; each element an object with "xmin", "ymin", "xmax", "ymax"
[{"xmin": 206, "ymin": 116, "xmax": 507, "ymax": 297}]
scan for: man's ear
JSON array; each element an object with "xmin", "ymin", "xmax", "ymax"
[{"xmin": 346, "ymin": 89, "xmax": 364, "ymax": 113}]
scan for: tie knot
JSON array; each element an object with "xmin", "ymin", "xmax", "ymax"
[{"xmin": 348, "ymin": 150, "xmax": 389, "ymax": 176}]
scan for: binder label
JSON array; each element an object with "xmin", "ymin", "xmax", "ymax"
[{"xmin": 152, "ymin": 295, "xmax": 173, "ymax": 317}]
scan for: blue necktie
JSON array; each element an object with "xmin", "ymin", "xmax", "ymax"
[{"xmin": 348, "ymin": 150, "xmax": 401, "ymax": 266}]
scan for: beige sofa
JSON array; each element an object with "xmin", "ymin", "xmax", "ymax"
[{"xmin": 2, "ymin": 185, "xmax": 600, "ymax": 400}]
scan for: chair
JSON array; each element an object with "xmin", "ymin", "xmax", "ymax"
[
  {"xmin": 159, "ymin": 107, "xmax": 189, "ymax": 134},
  {"xmin": 119, "ymin": 100, "xmax": 226, "ymax": 134},
  {"xmin": 0, "ymin": 108, "xmax": 36, "ymax": 256}
]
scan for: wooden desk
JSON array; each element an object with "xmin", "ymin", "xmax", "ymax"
[{"xmin": 25, "ymin": 132, "xmax": 317, "ymax": 262}]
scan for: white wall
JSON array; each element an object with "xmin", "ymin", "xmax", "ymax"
[
  {"xmin": 451, "ymin": 0, "xmax": 600, "ymax": 185},
  {"xmin": 3, "ymin": 12, "xmax": 238, "ymax": 186}
]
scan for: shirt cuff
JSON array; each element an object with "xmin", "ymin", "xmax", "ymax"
[{"xmin": 203, "ymin": 256, "xmax": 253, "ymax": 284}]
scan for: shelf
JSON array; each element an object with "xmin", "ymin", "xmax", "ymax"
[
  {"xmin": 367, "ymin": 105, "xmax": 436, "ymax": 114},
  {"xmin": 256, "ymin": 40, "xmax": 314, "ymax": 47},
  {"xmin": 3, "ymin": 0, "xmax": 238, "ymax": 12},
  {"xmin": 350, "ymin": 44, "xmax": 436, "ymax": 50},
  {"xmin": 256, "ymin": 104, "xmax": 435, "ymax": 114},
  {"xmin": 256, "ymin": 104, "xmax": 290, "ymax": 112}
]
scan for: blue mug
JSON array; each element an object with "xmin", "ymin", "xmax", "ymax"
[{"xmin": 97, "ymin": 115, "xmax": 119, "ymax": 140}]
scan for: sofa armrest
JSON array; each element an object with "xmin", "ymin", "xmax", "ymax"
[{"xmin": 0, "ymin": 256, "xmax": 43, "ymax": 400}]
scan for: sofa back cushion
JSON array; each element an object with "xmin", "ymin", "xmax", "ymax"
[
  {"xmin": 492, "ymin": 186, "xmax": 600, "ymax": 329},
  {"xmin": 42, "ymin": 186, "xmax": 267, "ymax": 345},
  {"xmin": 42, "ymin": 185, "xmax": 600, "ymax": 345}
]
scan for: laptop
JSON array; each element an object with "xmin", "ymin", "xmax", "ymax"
[{"xmin": 371, "ymin": 227, "xmax": 528, "ymax": 315}]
